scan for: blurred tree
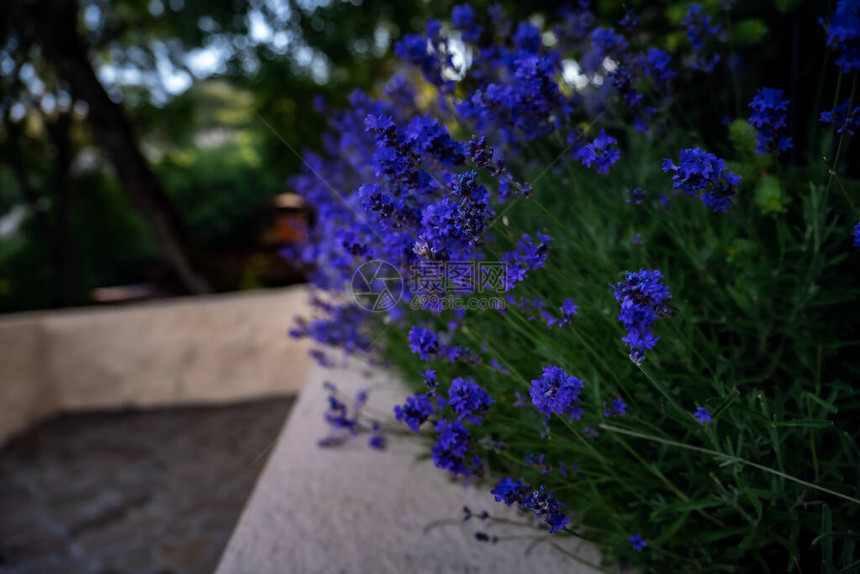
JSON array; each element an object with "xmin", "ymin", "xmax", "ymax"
[
  {"xmin": 0, "ymin": 1, "xmax": 487, "ymax": 309},
  {"xmin": 1, "ymin": 0, "xmax": 453, "ymax": 309},
  {"xmin": 7, "ymin": 0, "xmax": 212, "ymax": 294}
]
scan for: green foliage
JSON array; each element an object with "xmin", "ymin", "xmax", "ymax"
[
  {"xmin": 729, "ymin": 119, "xmax": 760, "ymax": 159},
  {"xmin": 70, "ymin": 171, "xmax": 160, "ymax": 286},
  {"xmin": 733, "ymin": 19, "xmax": 769, "ymax": 47},
  {"xmin": 157, "ymin": 133, "xmax": 279, "ymax": 249},
  {"xmin": 381, "ymin": 129, "xmax": 860, "ymax": 572},
  {"xmin": 0, "ymin": 169, "xmax": 159, "ymax": 312},
  {"xmin": 755, "ymin": 176, "xmax": 788, "ymax": 214},
  {"xmin": 775, "ymin": 0, "xmax": 805, "ymax": 13}
]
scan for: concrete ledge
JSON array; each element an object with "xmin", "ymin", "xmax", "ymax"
[
  {"xmin": 0, "ymin": 317, "xmax": 57, "ymax": 448},
  {"xmin": 216, "ymin": 360, "xmax": 602, "ymax": 574},
  {"xmin": 0, "ymin": 286, "xmax": 313, "ymax": 443}
]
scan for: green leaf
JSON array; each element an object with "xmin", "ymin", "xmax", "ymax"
[
  {"xmin": 733, "ymin": 19, "xmax": 769, "ymax": 46},
  {"xmin": 743, "ymin": 488, "xmax": 764, "ymax": 523},
  {"xmin": 653, "ymin": 511, "xmax": 693, "ymax": 542},
  {"xmin": 755, "ymin": 176, "xmax": 788, "ymax": 215},
  {"xmin": 775, "ymin": 0, "xmax": 804, "ymax": 12},
  {"xmin": 812, "ymin": 532, "xmax": 860, "ymax": 545},
  {"xmin": 728, "ymin": 119, "xmax": 759, "ymax": 159},
  {"xmin": 710, "ymin": 389, "xmax": 741, "ymax": 419},
  {"xmin": 775, "ymin": 419, "xmax": 834, "ymax": 428},
  {"xmin": 807, "ymin": 391, "xmax": 840, "ymax": 414},
  {"xmin": 652, "ymin": 498, "xmax": 725, "ymax": 519},
  {"xmin": 694, "ymin": 526, "xmax": 755, "ymax": 544}
]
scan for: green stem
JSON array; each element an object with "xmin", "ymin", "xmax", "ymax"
[{"xmin": 599, "ymin": 424, "xmax": 860, "ymax": 505}]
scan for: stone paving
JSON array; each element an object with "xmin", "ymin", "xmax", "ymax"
[{"xmin": 0, "ymin": 398, "xmax": 295, "ymax": 574}]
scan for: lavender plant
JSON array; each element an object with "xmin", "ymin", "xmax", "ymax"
[{"xmin": 289, "ymin": 2, "xmax": 860, "ymax": 572}]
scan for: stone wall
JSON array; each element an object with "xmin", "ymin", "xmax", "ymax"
[
  {"xmin": 0, "ymin": 286, "xmax": 312, "ymax": 444},
  {"xmin": 216, "ymin": 359, "xmax": 603, "ymax": 574}
]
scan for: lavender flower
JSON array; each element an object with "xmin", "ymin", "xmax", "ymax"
[
  {"xmin": 474, "ymin": 532, "xmax": 498, "ymax": 543},
  {"xmin": 418, "ymin": 170, "xmax": 494, "ymax": 260},
  {"xmin": 491, "ymin": 477, "xmax": 531, "ymax": 505},
  {"xmin": 431, "ymin": 419, "xmax": 476, "ymax": 476},
  {"xmin": 393, "ymin": 20, "xmax": 452, "ymax": 89},
  {"xmin": 620, "ymin": 9, "xmax": 639, "ymax": 31},
  {"xmin": 383, "ymin": 75, "xmax": 416, "ymax": 110},
  {"xmin": 609, "ymin": 67, "xmax": 643, "ymax": 108},
  {"xmin": 502, "ymin": 232, "xmax": 552, "ymax": 290},
  {"xmin": 694, "ymin": 406, "xmax": 713, "ymax": 424},
  {"xmin": 823, "ymin": 0, "xmax": 860, "ymax": 72},
  {"xmin": 821, "ymin": 99, "xmax": 860, "ymax": 136},
  {"xmin": 591, "ymin": 27, "xmax": 629, "ymax": 59},
  {"xmin": 466, "ymin": 135, "xmax": 504, "ymax": 176},
  {"xmin": 748, "ymin": 88, "xmax": 792, "ymax": 155},
  {"xmin": 513, "ymin": 21, "xmax": 543, "ymax": 53},
  {"xmin": 544, "ymin": 298, "xmax": 579, "ymax": 329},
  {"xmin": 603, "ymin": 397, "xmax": 628, "ymax": 417},
  {"xmin": 555, "ymin": 3, "xmax": 595, "ymax": 46},
  {"xmin": 405, "ymin": 115, "xmax": 466, "ymax": 166},
  {"xmin": 560, "ymin": 299, "xmax": 578, "ymax": 321},
  {"xmin": 443, "ymin": 345, "xmax": 483, "ymax": 366},
  {"xmin": 629, "ymin": 533, "xmax": 648, "ymax": 552},
  {"xmin": 466, "ymin": 136, "xmax": 532, "ymax": 198},
  {"xmin": 323, "ymin": 392, "xmax": 357, "ymax": 433},
  {"xmin": 319, "ymin": 384, "xmax": 376, "ymax": 447},
  {"xmin": 462, "ymin": 506, "xmax": 489, "ymax": 521},
  {"xmin": 613, "ymin": 270, "xmax": 672, "ymax": 365},
  {"xmin": 530, "ymin": 365, "xmax": 585, "ymax": 420},
  {"xmin": 457, "ymin": 54, "xmax": 573, "ymax": 144},
  {"xmin": 662, "ymin": 148, "xmax": 742, "ymax": 212},
  {"xmin": 394, "ymin": 392, "xmax": 438, "ymax": 433},
  {"xmin": 855, "ymin": 223, "xmax": 860, "ymax": 250},
  {"xmin": 646, "ymin": 48, "xmax": 676, "ymax": 87},
  {"xmin": 527, "ymin": 486, "xmax": 570, "ymax": 533},
  {"xmin": 576, "ymin": 129, "xmax": 621, "ymax": 174},
  {"xmin": 558, "ymin": 462, "xmax": 579, "ymax": 478},
  {"xmin": 491, "ymin": 480, "xmax": 569, "ymax": 533},
  {"xmin": 408, "ymin": 326, "xmax": 441, "ymax": 360},
  {"xmin": 627, "ymin": 187, "xmax": 648, "ymax": 205},
  {"xmin": 448, "ymin": 377, "xmax": 494, "ymax": 424},
  {"xmin": 451, "ymin": 4, "xmax": 482, "ymax": 43},
  {"xmin": 525, "ymin": 452, "xmax": 552, "ymax": 475},
  {"xmin": 369, "ymin": 423, "xmax": 387, "ymax": 450},
  {"xmin": 290, "ymin": 305, "xmax": 372, "ymax": 354},
  {"xmin": 421, "ymin": 369, "xmax": 439, "ymax": 391},
  {"xmin": 682, "ymin": 5, "xmax": 722, "ymax": 72},
  {"xmin": 513, "ymin": 391, "xmax": 530, "ymax": 408},
  {"xmin": 489, "ymin": 357, "xmax": 509, "ymax": 374}
]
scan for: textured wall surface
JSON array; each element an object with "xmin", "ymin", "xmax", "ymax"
[
  {"xmin": 0, "ymin": 286, "xmax": 312, "ymax": 443},
  {"xmin": 216, "ymin": 360, "xmax": 603, "ymax": 574}
]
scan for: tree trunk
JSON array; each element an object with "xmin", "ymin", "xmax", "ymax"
[{"xmin": 23, "ymin": 0, "xmax": 212, "ymax": 294}]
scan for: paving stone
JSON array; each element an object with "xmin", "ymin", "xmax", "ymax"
[{"xmin": 0, "ymin": 398, "xmax": 294, "ymax": 574}]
